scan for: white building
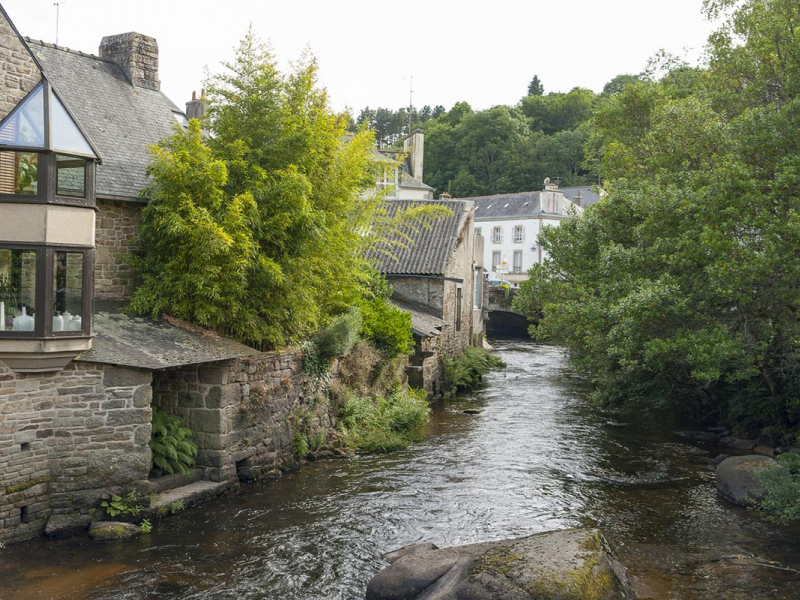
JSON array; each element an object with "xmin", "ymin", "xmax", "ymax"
[{"xmin": 463, "ymin": 183, "xmax": 583, "ymax": 284}]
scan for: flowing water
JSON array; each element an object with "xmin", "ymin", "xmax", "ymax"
[{"xmin": 2, "ymin": 341, "xmax": 800, "ymax": 599}]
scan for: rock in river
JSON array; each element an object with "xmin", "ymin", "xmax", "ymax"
[
  {"xmin": 716, "ymin": 454, "xmax": 777, "ymax": 507},
  {"xmin": 366, "ymin": 528, "xmax": 636, "ymax": 600},
  {"xmin": 88, "ymin": 521, "xmax": 141, "ymax": 541}
]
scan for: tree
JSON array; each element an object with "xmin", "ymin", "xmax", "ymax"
[
  {"xmin": 131, "ymin": 30, "xmax": 379, "ymax": 349},
  {"xmin": 521, "ymin": 88, "xmax": 596, "ymax": 135},
  {"xmin": 516, "ymin": 0, "xmax": 800, "ymax": 441},
  {"xmin": 527, "ymin": 75, "xmax": 544, "ymax": 96},
  {"xmin": 602, "ymin": 73, "xmax": 642, "ymax": 95}
]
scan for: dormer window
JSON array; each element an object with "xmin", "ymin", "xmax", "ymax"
[{"xmin": 0, "ymin": 78, "xmax": 98, "ymax": 371}]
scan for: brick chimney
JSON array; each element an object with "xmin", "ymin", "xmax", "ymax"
[
  {"xmin": 186, "ymin": 89, "xmax": 208, "ymax": 121},
  {"xmin": 99, "ymin": 33, "xmax": 160, "ymax": 91}
]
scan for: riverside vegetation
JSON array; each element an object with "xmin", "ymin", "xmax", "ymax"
[
  {"xmin": 514, "ymin": 0, "xmax": 800, "ymax": 523},
  {"xmin": 124, "ymin": 31, "xmax": 454, "ymax": 475}
]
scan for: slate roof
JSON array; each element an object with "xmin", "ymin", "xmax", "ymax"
[
  {"xmin": 561, "ymin": 186, "xmax": 601, "ymax": 208},
  {"xmin": 390, "ymin": 299, "xmax": 445, "ymax": 338},
  {"xmin": 365, "ymin": 199, "xmax": 472, "ymax": 277},
  {"xmin": 77, "ymin": 301, "xmax": 259, "ymax": 370},
  {"xmin": 400, "ymin": 172, "xmax": 434, "ymax": 191},
  {"xmin": 27, "ymin": 39, "xmax": 183, "ymax": 201},
  {"xmin": 464, "ymin": 191, "xmax": 579, "ymax": 220}
]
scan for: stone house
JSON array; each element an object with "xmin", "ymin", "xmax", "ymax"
[
  {"xmin": 465, "ymin": 181, "xmax": 584, "ymax": 285},
  {"xmin": 364, "ymin": 198, "xmax": 484, "ymax": 395},
  {"xmin": 0, "ymin": 5, "xmax": 331, "ymax": 543}
]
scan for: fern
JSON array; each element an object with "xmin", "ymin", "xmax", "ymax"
[{"xmin": 149, "ymin": 409, "xmax": 198, "ymax": 476}]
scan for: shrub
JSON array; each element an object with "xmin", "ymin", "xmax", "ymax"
[
  {"xmin": 443, "ymin": 346, "xmax": 506, "ymax": 394},
  {"xmin": 359, "ymin": 297, "xmax": 414, "ymax": 358},
  {"xmin": 303, "ymin": 308, "xmax": 362, "ymax": 377},
  {"xmin": 101, "ymin": 491, "xmax": 144, "ymax": 518},
  {"xmin": 756, "ymin": 452, "xmax": 800, "ymax": 524},
  {"xmin": 338, "ymin": 388, "xmax": 430, "ymax": 453},
  {"xmin": 150, "ymin": 409, "xmax": 198, "ymax": 476}
]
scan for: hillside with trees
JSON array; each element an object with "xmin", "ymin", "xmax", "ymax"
[{"xmin": 351, "ymin": 76, "xmax": 623, "ymax": 197}]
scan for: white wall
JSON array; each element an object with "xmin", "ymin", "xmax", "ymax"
[{"xmin": 476, "ymin": 216, "xmax": 569, "ymax": 282}]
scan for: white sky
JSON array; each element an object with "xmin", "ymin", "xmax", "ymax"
[{"xmin": 4, "ymin": 0, "xmax": 719, "ymax": 116}]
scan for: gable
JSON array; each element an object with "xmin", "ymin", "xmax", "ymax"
[{"xmin": 0, "ymin": 6, "xmax": 43, "ymax": 122}]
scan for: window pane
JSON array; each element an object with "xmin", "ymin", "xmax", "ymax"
[
  {"xmin": 50, "ymin": 90, "xmax": 95, "ymax": 156},
  {"xmin": 0, "ymin": 248, "xmax": 37, "ymax": 331},
  {"xmin": 56, "ymin": 155, "xmax": 85, "ymax": 198},
  {"xmin": 53, "ymin": 251, "xmax": 84, "ymax": 332},
  {"xmin": 0, "ymin": 151, "xmax": 38, "ymax": 195},
  {"xmin": 514, "ymin": 251, "xmax": 523, "ymax": 271},
  {"xmin": 0, "ymin": 84, "xmax": 45, "ymax": 148}
]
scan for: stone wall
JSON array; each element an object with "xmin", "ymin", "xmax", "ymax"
[
  {"xmin": 95, "ymin": 198, "xmax": 143, "ymax": 299},
  {"xmin": 0, "ymin": 11, "xmax": 41, "ymax": 122},
  {"xmin": 152, "ymin": 349, "xmax": 329, "ymax": 483},
  {"xmin": 0, "ymin": 361, "xmax": 152, "ymax": 542}
]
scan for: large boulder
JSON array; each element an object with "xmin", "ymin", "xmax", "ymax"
[
  {"xmin": 366, "ymin": 528, "xmax": 635, "ymax": 600},
  {"xmin": 716, "ymin": 454, "xmax": 777, "ymax": 507}
]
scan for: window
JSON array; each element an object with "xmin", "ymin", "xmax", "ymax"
[
  {"xmin": 0, "ymin": 151, "xmax": 38, "ymax": 195},
  {"xmin": 475, "ymin": 227, "xmax": 482, "ymax": 237},
  {"xmin": 0, "ymin": 84, "xmax": 45, "ymax": 148},
  {"xmin": 49, "ymin": 90, "xmax": 94, "ymax": 156},
  {"xmin": 55, "ymin": 155, "xmax": 85, "ymax": 198},
  {"xmin": 514, "ymin": 225, "xmax": 524, "ymax": 243},
  {"xmin": 492, "ymin": 226, "xmax": 502, "ymax": 244},
  {"xmin": 455, "ymin": 287, "xmax": 462, "ymax": 332},
  {"xmin": 492, "ymin": 251, "xmax": 501, "ymax": 269},
  {"xmin": 52, "ymin": 251, "xmax": 84, "ymax": 331},
  {"xmin": 513, "ymin": 250, "xmax": 523, "ymax": 272},
  {"xmin": 0, "ymin": 248, "xmax": 37, "ymax": 332}
]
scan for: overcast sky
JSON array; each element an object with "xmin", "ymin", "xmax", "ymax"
[{"xmin": 4, "ymin": 0, "xmax": 719, "ymax": 116}]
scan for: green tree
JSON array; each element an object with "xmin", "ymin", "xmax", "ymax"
[
  {"xmin": 516, "ymin": 0, "xmax": 800, "ymax": 441},
  {"xmin": 521, "ymin": 87, "xmax": 596, "ymax": 135},
  {"xmin": 527, "ymin": 75, "xmax": 544, "ymax": 96},
  {"xmin": 131, "ymin": 31, "xmax": 379, "ymax": 349},
  {"xmin": 602, "ymin": 73, "xmax": 643, "ymax": 95}
]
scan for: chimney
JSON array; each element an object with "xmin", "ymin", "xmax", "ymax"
[
  {"xmin": 99, "ymin": 32, "xmax": 160, "ymax": 91},
  {"xmin": 186, "ymin": 89, "xmax": 209, "ymax": 121},
  {"xmin": 575, "ymin": 189, "xmax": 584, "ymax": 208},
  {"xmin": 403, "ymin": 128, "xmax": 425, "ymax": 183}
]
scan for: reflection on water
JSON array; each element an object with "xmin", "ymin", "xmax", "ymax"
[{"xmin": 2, "ymin": 342, "xmax": 800, "ymax": 599}]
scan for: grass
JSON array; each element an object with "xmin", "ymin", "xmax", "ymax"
[{"xmin": 338, "ymin": 388, "xmax": 430, "ymax": 453}]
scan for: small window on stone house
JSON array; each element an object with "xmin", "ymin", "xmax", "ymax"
[{"xmin": 456, "ymin": 287, "xmax": 462, "ymax": 332}]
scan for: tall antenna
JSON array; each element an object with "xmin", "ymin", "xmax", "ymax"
[
  {"xmin": 408, "ymin": 75, "xmax": 413, "ymax": 134},
  {"xmin": 54, "ymin": 1, "xmax": 66, "ymax": 46}
]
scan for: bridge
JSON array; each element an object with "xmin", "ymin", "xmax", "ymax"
[{"xmin": 485, "ymin": 287, "xmax": 531, "ymax": 337}]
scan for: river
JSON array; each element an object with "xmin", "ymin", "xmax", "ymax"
[{"xmin": 2, "ymin": 341, "xmax": 800, "ymax": 599}]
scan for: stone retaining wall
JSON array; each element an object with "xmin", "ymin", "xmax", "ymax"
[
  {"xmin": 152, "ymin": 349, "xmax": 332, "ymax": 482},
  {"xmin": 0, "ymin": 362, "xmax": 152, "ymax": 542}
]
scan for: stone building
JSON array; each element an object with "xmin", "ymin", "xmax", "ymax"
[
  {"xmin": 0, "ymin": 5, "xmax": 332, "ymax": 543},
  {"xmin": 364, "ymin": 199, "xmax": 484, "ymax": 395}
]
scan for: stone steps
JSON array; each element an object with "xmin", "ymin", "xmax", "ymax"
[
  {"xmin": 148, "ymin": 468, "xmax": 204, "ymax": 494},
  {"xmin": 149, "ymin": 480, "xmax": 233, "ymax": 515}
]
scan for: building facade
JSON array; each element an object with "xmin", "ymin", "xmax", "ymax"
[
  {"xmin": 465, "ymin": 184, "xmax": 584, "ymax": 284},
  {"xmin": 364, "ymin": 198, "xmax": 484, "ymax": 395}
]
